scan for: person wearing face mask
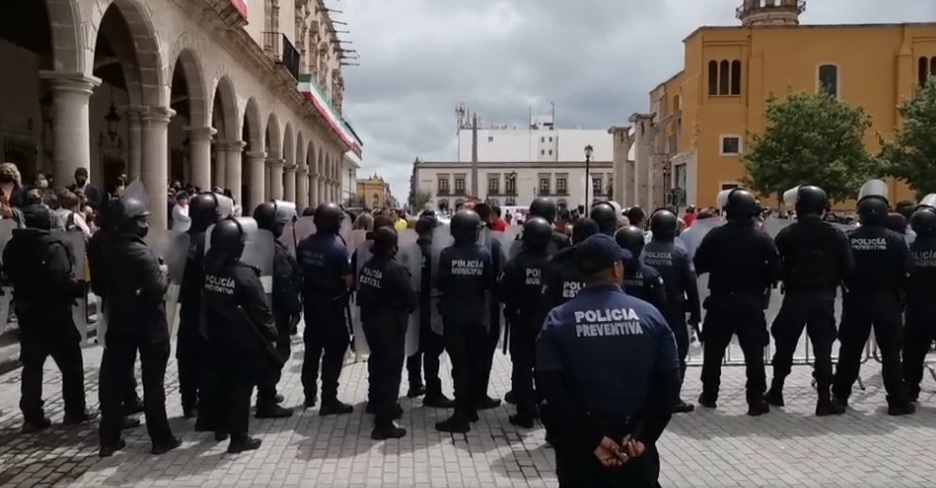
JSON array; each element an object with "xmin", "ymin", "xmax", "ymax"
[
  {"xmin": 95, "ymin": 189, "xmax": 179, "ymax": 457},
  {"xmin": 66, "ymin": 167, "xmax": 103, "ymax": 211},
  {"xmin": 0, "ymin": 162, "xmax": 25, "ymax": 221}
]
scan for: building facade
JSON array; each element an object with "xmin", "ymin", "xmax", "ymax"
[
  {"xmin": 356, "ymin": 174, "xmax": 394, "ymax": 209},
  {"xmin": 455, "ymin": 112, "xmax": 613, "ymax": 163},
  {"xmin": 341, "ymin": 151, "xmax": 361, "ymax": 203},
  {"xmin": 0, "ymin": 0, "xmax": 362, "ymax": 229},
  {"xmin": 628, "ymin": 0, "xmax": 936, "ymax": 209}
]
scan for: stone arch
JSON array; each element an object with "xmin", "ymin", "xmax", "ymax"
[
  {"xmin": 296, "ymin": 131, "xmax": 306, "ymax": 170},
  {"xmin": 169, "ymin": 48, "xmax": 209, "ymax": 127},
  {"xmin": 210, "ymin": 75, "xmax": 239, "ymax": 141},
  {"xmin": 89, "ymin": 0, "xmax": 166, "ymax": 108},
  {"xmin": 265, "ymin": 113, "xmax": 282, "ymax": 159},
  {"xmin": 242, "ymin": 97, "xmax": 264, "ymax": 150},
  {"xmin": 282, "ymin": 123, "xmax": 294, "ymax": 166},
  {"xmin": 46, "ymin": 0, "xmax": 84, "ymax": 72}
]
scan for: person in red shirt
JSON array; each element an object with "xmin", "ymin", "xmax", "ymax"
[
  {"xmin": 491, "ymin": 205, "xmax": 508, "ymax": 231},
  {"xmin": 683, "ymin": 205, "xmax": 697, "ymax": 228}
]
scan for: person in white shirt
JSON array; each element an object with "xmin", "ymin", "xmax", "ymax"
[
  {"xmin": 171, "ymin": 193, "xmax": 191, "ymax": 232},
  {"xmin": 54, "ymin": 189, "xmax": 92, "ymax": 239}
]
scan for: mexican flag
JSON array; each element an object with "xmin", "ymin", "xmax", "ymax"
[{"xmin": 298, "ymin": 74, "xmax": 363, "ymax": 157}]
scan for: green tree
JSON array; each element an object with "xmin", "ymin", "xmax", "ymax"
[
  {"xmin": 881, "ymin": 78, "xmax": 936, "ymax": 197},
  {"xmin": 741, "ymin": 92, "xmax": 877, "ymax": 204},
  {"xmin": 412, "ymin": 189, "xmax": 433, "ymax": 211}
]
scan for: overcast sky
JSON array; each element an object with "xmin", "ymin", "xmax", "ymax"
[{"xmin": 338, "ymin": 0, "xmax": 933, "ymax": 199}]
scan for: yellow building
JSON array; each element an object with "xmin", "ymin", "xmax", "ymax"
[
  {"xmin": 642, "ymin": 0, "xmax": 936, "ymax": 209},
  {"xmin": 356, "ymin": 174, "xmax": 394, "ymax": 209}
]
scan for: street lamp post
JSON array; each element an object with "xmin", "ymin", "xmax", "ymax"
[
  {"xmin": 584, "ymin": 144, "xmax": 593, "ymax": 216},
  {"xmin": 662, "ymin": 164, "xmax": 671, "ymax": 206}
]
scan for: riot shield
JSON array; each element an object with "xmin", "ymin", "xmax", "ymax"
[
  {"xmin": 350, "ymin": 233, "xmax": 373, "ymax": 358},
  {"xmin": 857, "ymin": 179, "xmax": 888, "ymax": 203},
  {"xmin": 0, "ymin": 219, "xmax": 16, "ymax": 333},
  {"xmin": 396, "ymin": 229, "xmax": 421, "ymax": 357},
  {"xmin": 680, "ymin": 218, "xmax": 723, "ymax": 260},
  {"xmin": 429, "ymin": 223, "xmax": 453, "ymax": 335},
  {"xmin": 294, "ymin": 216, "xmax": 317, "ymax": 242},
  {"xmin": 340, "ymin": 213, "xmax": 353, "ymax": 244},
  {"xmin": 763, "ymin": 216, "xmax": 792, "ymax": 238},
  {"xmin": 215, "ymin": 193, "xmax": 235, "ymax": 220},
  {"xmin": 782, "ymin": 186, "xmax": 800, "ymax": 209},
  {"xmin": 918, "ymin": 193, "xmax": 936, "ymax": 211},
  {"xmin": 124, "ymin": 179, "xmax": 148, "ymax": 206},
  {"xmin": 204, "ymin": 217, "xmax": 275, "ymax": 294},
  {"xmin": 272, "ymin": 200, "xmax": 298, "ymax": 257},
  {"xmin": 494, "ymin": 227, "xmax": 522, "ymax": 260},
  {"xmin": 715, "ymin": 189, "xmax": 733, "ymax": 210},
  {"xmin": 145, "ymin": 228, "xmax": 190, "ymax": 335},
  {"xmin": 52, "ymin": 229, "xmax": 89, "ymax": 343}
]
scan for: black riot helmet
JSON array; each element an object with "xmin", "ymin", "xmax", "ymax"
[
  {"xmin": 571, "ymin": 218, "xmax": 599, "ymax": 244},
  {"xmin": 529, "ymin": 197, "xmax": 557, "ymax": 223},
  {"xmin": 795, "ymin": 185, "xmax": 828, "ymax": 217},
  {"xmin": 115, "ymin": 196, "xmax": 150, "ymax": 238},
  {"xmin": 371, "ymin": 226, "xmax": 398, "ymax": 255},
  {"xmin": 856, "ymin": 197, "xmax": 889, "ymax": 226},
  {"xmin": 253, "ymin": 202, "xmax": 277, "ymax": 232},
  {"xmin": 209, "ymin": 218, "xmax": 247, "ymax": 263},
  {"xmin": 521, "ymin": 217, "xmax": 553, "ymax": 252},
  {"xmin": 911, "ymin": 208, "xmax": 936, "ymax": 237},
  {"xmin": 614, "ymin": 225, "xmax": 646, "ymax": 258},
  {"xmin": 649, "ymin": 209, "xmax": 679, "ymax": 241},
  {"xmin": 450, "ymin": 209, "xmax": 482, "ymax": 244},
  {"xmin": 189, "ymin": 192, "xmax": 219, "ymax": 231},
  {"xmin": 725, "ymin": 189, "xmax": 758, "ymax": 221},
  {"xmin": 313, "ymin": 202, "xmax": 344, "ymax": 234},
  {"xmin": 590, "ymin": 202, "xmax": 618, "ymax": 236}
]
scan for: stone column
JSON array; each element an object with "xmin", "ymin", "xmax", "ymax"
[
  {"xmin": 225, "ymin": 141, "xmax": 245, "ymax": 204},
  {"xmin": 212, "ymin": 141, "xmax": 226, "ymax": 190},
  {"xmin": 125, "ymin": 108, "xmax": 144, "ymax": 181},
  {"xmin": 297, "ymin": 167, "xmax": 309, "ymax": 209},
  {"xmin": 186, "ymin": 126, "xmax": 215, "ymax": 192},
  {"xmin": 140, "ymin": 106, "xmax": 174, "ymax": 229},
  {"xmin": 39, "ymin": 71, "xmax": 100, "ymax": 188},
  {"xmin": 283, "ymin": 164, "xmax": 297, "ymax": 203},
  {"xmin": 317, "ymin": 177, "xmax": 325, "ymax": 204},
  {"xmin": 268, "ymin": 158, "xmax": 285, "ymax": 201},
  {"xmin": 245, "ymin": 150, "xmax": 266, "ymax": 210}
]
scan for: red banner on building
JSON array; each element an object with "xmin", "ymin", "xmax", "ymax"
[{"xmin": 230, "ymin": 0, "xmax": 248, "ymax": 19}]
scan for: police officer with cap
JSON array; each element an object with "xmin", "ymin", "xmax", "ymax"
[
  {"xmin": 542, "ymin": 218, "xmax": 600, "ymax": 310},
  {"xmin": 902, "ymin": 195, "xmax": 936, "ymax": 401},
  {"xmin": 96, "ymin": 192, "xmax": 179, "ymax": 456},
  {"xmin": 643, "ymin": 209, "xmax": 702, "ymax": 413},
  {"xmin": 357, "ymin": 226, "xmax": 417, "ymax": 440},
  {"xmin": 536, "ymin": 233, "xmax": 680, "ymax": 486},
  {"xmin": 405, "ymin": 216, "xmax": 454, "ymax": 407},
  {"xmin": 765, "ymin": 185, "xmax": 852, "ymax": 416},
  {"xmin": 252, "ymin": 200, "xmax": 302, "ymax": 419},
  {"xmin": 435, "ymin": 209, "xmax": 495, "ymax": 433},
  {"xmin": 298, "ymin": 203, "xmax": 354, "ymax": 415},
  {"xmin": 832, "ymin": 180, "xmax": 914, "ymax": 415},
  {"xmin": 202, "ymin": 218, "xmax": 279, "ymax": 453},
  {"xmin": 497, "ymin": 216, "xmax": 552, "ymax": 428},
  {"xmin": 591, "ymin": 202, "xmax": 619, "ymax": 236},
  {"xmin": 694, "ymin": 188, "xmax": 780, "ymax": 416},
  {"xmin": 613, "ymin": 226, "xmax": 668, "ymax": 313}
]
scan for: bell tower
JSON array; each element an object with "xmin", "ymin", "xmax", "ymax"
[{"xmin": 736, "ymin": 0, "xmax": 805, "ymax": 27}]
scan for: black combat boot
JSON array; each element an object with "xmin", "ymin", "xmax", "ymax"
[
  {"xmin": 435, "ymin": 412, "xmax": 471, "ymax": 433},
  {"xmin": 746, "ymin": 392, "xmax": 770, "ymax": 417},
  {"xmin": 407, "ymin": 383, "xmax": 426, "ymax": 398},
  {"xmin": 815, "ymin": 386, "xmax": 845, "ymax": 416},
  {"xmin": 371, "ymin": 419, "xmax": 407, "ymax": 440},
  {"xmin": 763, "ymin": 378, "xmax": 785, "ymax": 407},
  {"xmin": 697, "ymin": 391, "xmax": 717, "ymax": 409},
  {"xmin": 255, "ymin": 403, "xmax": 293, "ymax": 419},
  {"xmin": 21, "ymin": 415, "xmax": 51, "ymax": 434},
  {"xmin": 673, "ymin": 399, "xmax": 695, "ymax": 413},
  {"xmin": 228, "ymin": 436, "xmax": 262, "ymax": 454},
  {"xmin": 887, "ymin": 400, "xmax": 916, "ymax": 416},
  {"xmin": 63, "ymin": 409, "xmax": 99, "ymax": 426},
  {"xmin": 319, "ymin": 398, "xmax": 353, "ymax": 416}
]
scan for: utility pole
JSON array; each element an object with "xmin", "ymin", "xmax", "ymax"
[{"xmin": 470, "ymin": 112, "xmax": 479, "ymax": 198}]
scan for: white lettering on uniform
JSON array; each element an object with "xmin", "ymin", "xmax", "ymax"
[
  {"xmin": 562, "ymin": 280, "xmax": 583, "ymax": 298},
  {"xmin": 451, "ymin": 259, "xmax": 484, "ymax": 276},
  {"xmin": 851, "ymin": 237, "xmax": 887, "ymax": 251},
  {"xmin": 359, "ymin": 266, "xmax": 382, "ymax": 288},
  {"xmin": 643, "ymin": 251, "xmax": 673, "ymax": 267},
  {"xmin": 204, "ymin": 274, "xmax": 235, "ymax": 295},
  {"xmin": 525, "ymin": 267, "xmax": 541, "ymax": 286},
  {"xmin": 302, "ymin": 251, "xmax": 325, "ymax": 268},
  {"xmin": 913, "ymin": 250, "xmax": 936, "ymax": 267},
  {"xmin": 573, "ymin": 308, "xmax": 644, "ymax": 337}
]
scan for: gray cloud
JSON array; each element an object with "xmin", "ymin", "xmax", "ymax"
[{"xmin": 338, "ymin": 0, "xmax": 933, "ymax": 199}]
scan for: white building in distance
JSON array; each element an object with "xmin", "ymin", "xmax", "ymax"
[{"xmin": 412, "ymin": 111, "xmax": 634, "ymax": 211}]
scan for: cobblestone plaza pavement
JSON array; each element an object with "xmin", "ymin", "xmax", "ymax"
[{"xmin": 2, "ymin": 335, "xmax": 936, "ymax": 488}]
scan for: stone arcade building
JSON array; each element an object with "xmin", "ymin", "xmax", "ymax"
[{"xmin": 1, "ymin": 0, "xmax": 362, "ymax": 228}]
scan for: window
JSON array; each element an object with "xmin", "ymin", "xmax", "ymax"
[
  {"xmin": 719, "ymin": 60, "xmax": 730, "ymax": 95},
  {"xmin": 721, "ymin": 183, "xmax": 739, "ymax": 190},
  {"xmin": 818, "ymin": 64, "xmax": 838, "ymax": 98},
  {"xmin": 920, "ymin": 56, "xmax": 935, "ymax": 87},
  {"xmin": 721, "ymin": 136, "xmax": 741, "ymax": 155},
  {"xmin": 437, "ymin": 178, "xmax": 450, "ymax": 193},
  {"xmin": 556, "ymin": 177, "xmax": 567, "ymax": 194},
  {"xmin": 592, "ymin": 176, "xmax": 603, "ymax": 194},
  {"xmin": 708, "ymin": 60, "xmax": 718, "ymax": 95},
  {"xmin": 730, "ymin": 61, "xmax": 742, "ymax": 95},
  {"xmin": 505, "ymin": 174, "xmax": 516, "ymax": 195},
  {"xmin": 549, "ymin": 137, "xmax": 553, "ymax": 142},
  {"xmin": 539, "ymin": 177, "xmax": 551, "ymax": 194},
  {"xmin": 487, "ymin": 136, "xmax": 494, "ymax": 142},
  {"xmin": 454, "ymin": 177, "xmax": 465, "ymax": 192},
  {"xmin": 487, "ymin": 176, "xmax": 500, "ymax": 193},
  {"xmin": 548, "ymin": 149, "xmax": 553, "ymax": 155},
  {"xmin": 541, "ymin": 149, "xmax": 545, "ymax": 155},
  {"xmin": 541, "ymin": 136, "xmax": 545, "ymax": 142}
]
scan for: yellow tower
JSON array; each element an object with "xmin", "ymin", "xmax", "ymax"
[{"xmin": 736, "ymin": 0, "xmax": 805, "ymax": 26}]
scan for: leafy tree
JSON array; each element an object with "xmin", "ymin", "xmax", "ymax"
[
  {"xmin": 881, "ymin": 78, "xmax": 936, "ymax": 197},
  {"xmin": 412, "ymin": 189, "xmax": 433, "ymax": 211},
  {"xmin": 741, "ymin": 92, "xmax": 877, "ymax": 204}
]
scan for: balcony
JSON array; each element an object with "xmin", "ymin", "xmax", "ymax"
[
  {"xmin": 262, "ymin": 32, "xmax": 301, "ymax": 81},
  {"xmin": 437, "ymin": 188, "xmax": 450, "ymax": 196}
]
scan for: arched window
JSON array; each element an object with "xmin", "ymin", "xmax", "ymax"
[
  {"xmin": 818, "ymin": 64, "xmax": 838, "ymax": 98},
  {"xmin": 931, "ymin": 57, "xmax": 936, "ymax": 76},
  {"xmin": 730, "ymin": 60, "xmax": 742, "ymax": 95},
  {"xmin": 719, "ymin": 60, "xmax": 730, "ymax": 95},
  {"xmin": 918, "ymin": 57, "xmax": 928, "ymax": 87},
  {"xmin": 707, "ymin": 60, "xmax": 718, "ymax": 95},
  {"xmin": 437, "ymin": 199, "xmax": 449, "ymax": 211}
]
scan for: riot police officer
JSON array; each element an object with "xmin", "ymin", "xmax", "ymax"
[
  {"xmin": 591, "ymin": 202, "xmax": 618, "ymax": 236},
  {"xmin": 644, "ymin": 209, "xmax": 702, "ymax": 413},
  {"xmin": 765, "ymin": 185, "xmax": 852, "ymax": 416},
  {"xmin": 832, "ymin": 181, "xmax": 914, "ymax": 415},
  {"xmin": 435, "ymin": 209, "xmax": 495, "ymax": 433},
  {"xmin": 527, "ymin": 197, "xmax": 572, "ymax": 250},
  {"xmin": 694, "ymin": 189, "xmax": 780, "ymax": 416},
  {"xmin": 902, "ymin": 198, "xmax": 936, "ymax": 401},
  {"xmin": 5, "ymin": 204, "xmax": 95, "ymax": 432},
  {"xmin": 497, "ymin": 217, "xmax": 552, "ymax": 428},
  {"xmin": 542, "ymin": 218, "xmax": 600, "ymax": 310},
  {"xmin": 357, "ymin": 226, "xmax": 417, "ymax": 440},
  {"xmin": 405, "ymin": 216, "xmax": 454, "ymax": 407},
  {"xmin": 297, "ymin": 203, "xmax": 354, "ymax": 415},
  {"xmin": 253, "ymin": 201, "xmax": 302, "ymax": 418},
  {"xmin": 96, "ymin": 194, "xmax": 179, "ymax": 456},
  {"xmin": 614, "ymin": 226, "xmax": 667, "ymax": 312},
  {"xmin": 202, "ymin": 218, "xmax": 279, "ymax": 453},
  {"xmin": 536, "ymin": 233, "xmax": 679, "ymax": 486}
]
